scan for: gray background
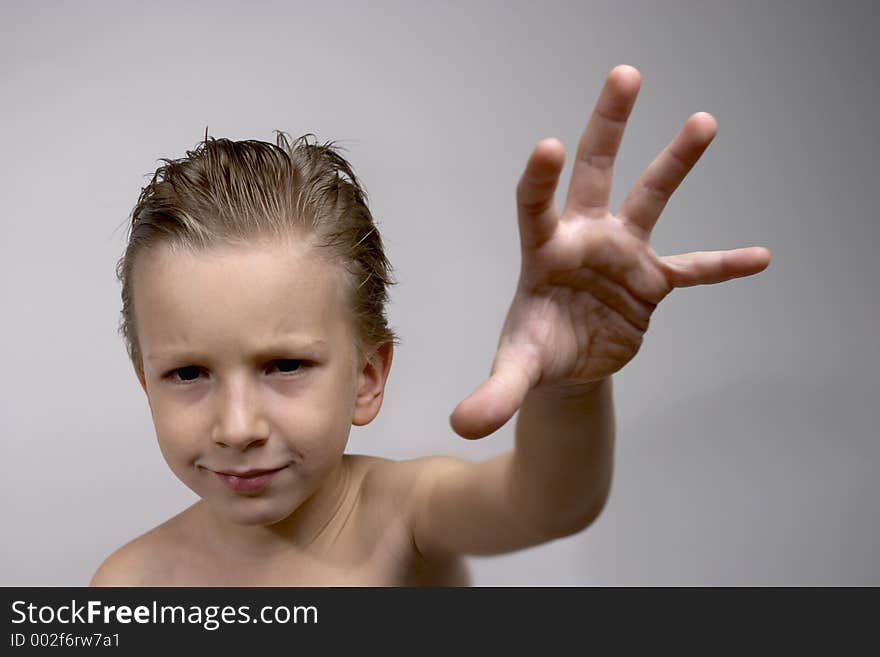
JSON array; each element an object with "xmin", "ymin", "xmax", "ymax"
[{"xmin": 2, "ymin": 0, "xmax": 877, "ymax": 586}]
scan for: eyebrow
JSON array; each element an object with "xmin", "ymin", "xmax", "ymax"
[{"xmin": 145, "ymin": 338, "xmax": 327, "ymax": 362}]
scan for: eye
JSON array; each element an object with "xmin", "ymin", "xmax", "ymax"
[
  {"xmin": 166, "ymin": 365, "xmax": 203, "ymax": 384},
  {"xmin": 267, "ymin": 359, "xmax": 305, "ymax": 376},
  {"xmin": 162, "ymin": 359, "xmax": 306, "ymax": 385}
]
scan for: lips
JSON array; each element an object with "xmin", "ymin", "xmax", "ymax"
[
  {"xmin": 212, "ymin": 466, "xmax": 286, "ymax": 493},
  {"xmin": 215, "ymin": 467, "xmax": 285, "ymax": 477}
]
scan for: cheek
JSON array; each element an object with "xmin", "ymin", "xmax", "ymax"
[
  {"xmin": 274, "ymin": 407, "xmax": 350, "ymax": 467},
  {"xmin": 271, "ymin": 380, "xmax": 354, "ymax": 434},
  {"xmin": 150, "ymin": 403, "xmax": 203, "ymax": 457}
]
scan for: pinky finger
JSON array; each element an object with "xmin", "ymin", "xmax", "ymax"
[{"xmin": 660, "ymin": 246, "xmax": 771, "ymax": 288}]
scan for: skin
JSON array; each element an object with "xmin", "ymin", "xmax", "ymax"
[
  {"xmin": 91, "ymin": 65, "xmax": 770, "ymax": 586},
  {"xmin": 106, "ymin": 236, "xmax": 427, "ymax": 584},
  {"xmin": 450, "ymin": 64, "xmax": 771, "ymax": 438}
]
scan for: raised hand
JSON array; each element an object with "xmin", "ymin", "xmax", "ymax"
[{"xmin": 450, "ymin": 65, "xmax": 771, "ymax": 440}]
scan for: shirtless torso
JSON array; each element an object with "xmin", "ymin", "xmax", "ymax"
[{"xmin": 92, "ymin": 454, "xmax": 471, "ymax": 587}]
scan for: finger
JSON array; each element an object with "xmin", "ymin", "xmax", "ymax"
[
  {"xmin": 449, "ymin": 345, "xmax": 540, "ymax": 439},
  {"xmin": 564, "ymin": 65, "xmax": 641, "ymax": 216},
  {"xmin": 516, "ymin": 138, "xmax": 565, "ymax": 250},
  {"xmin": 618, "ymin": 112, "xmax": 718, "ymax": 240},
  {"xmin": 660, "ymin": 246, "xmax": 771, "ymax": 288}
]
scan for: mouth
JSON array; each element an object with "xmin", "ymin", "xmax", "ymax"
[
  {"xmin": 211, "ymin": 466, "xmax": 287, "ymax": 493},
  {"xmin": 214, "ymin": 467, "xmax": 286, "ymax": 478}
]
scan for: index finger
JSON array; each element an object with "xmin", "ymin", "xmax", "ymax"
[{"xmin": 564, "ymin": 65, "xmax": 641, "ymax": 217}]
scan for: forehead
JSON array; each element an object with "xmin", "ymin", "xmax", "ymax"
[{"xmin": 133, "ymin": 240, "xmax": 352, "ymax": 355}]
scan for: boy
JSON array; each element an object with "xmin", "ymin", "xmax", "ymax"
[{"xmin": 90, "ymin": 65, "xmax": 771, "ymax": 586}]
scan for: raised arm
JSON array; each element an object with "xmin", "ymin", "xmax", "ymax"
[{"xmin": 410, "ymin": 65, "xmax": 770, "ymax": 558}]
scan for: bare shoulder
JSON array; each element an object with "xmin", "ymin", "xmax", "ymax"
[
  {"xmin": 89, "ymin": 508, "xmax": 195, "ymax": 587},
  {"xmin": 344, "ymin": 452, "xmax": 471, "ymax": 534},
  {"xmin": 350, "ymin": 453, "xmax": 474, "ymax": 585},
  {"xmin": 350, "ymin": 455, "xmax": 478, "ymax": 564},
  {"xmin": 350, "ymin": 452, "xmax": 473, "ymax": 504},
  {"xmin": 89, "ymin": 536, "xmax": 152, "ymax": 587}
]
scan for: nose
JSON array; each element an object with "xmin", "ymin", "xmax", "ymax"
[{"xmin": 211, "ymin": 377, "xmax": 270, "ymax": 450}]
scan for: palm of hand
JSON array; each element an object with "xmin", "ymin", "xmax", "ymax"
[
  {"xmin": 452, "ymin": 65, "xmax": 771, "ymax": 439},
  {"xmin": 503, "ymin": 214, "xmax": 668, "ymax": 389}
]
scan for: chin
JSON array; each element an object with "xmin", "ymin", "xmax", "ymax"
[{"xmin": 219, "ymin": 495, "xmax": 305, "ymax": 527}]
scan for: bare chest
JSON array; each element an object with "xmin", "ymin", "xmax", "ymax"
[
  {"xmin": 164, "ymin": 537, "xmax": 413, "ymax": 586},
  {"xmin": 150, "ymin": 517, "xmax": 469, "ymax": 587}
]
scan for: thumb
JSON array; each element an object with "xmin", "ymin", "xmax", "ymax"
[{"xmin": 449, "ymin": 345, "xmax": 540, "ymax": 439}]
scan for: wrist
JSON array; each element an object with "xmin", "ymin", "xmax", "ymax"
[{"xmin": 531, "ymin": 376, "xmax": 611, "ymax": 400}]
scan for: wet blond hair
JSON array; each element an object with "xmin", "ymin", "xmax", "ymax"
[{"xmin": 115, "ymin": 131, "xmax": 400, "ymax": 382}]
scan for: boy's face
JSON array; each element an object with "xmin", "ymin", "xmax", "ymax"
[{"xmin": 132, "ymin": 238, "xmax": 388, "ymax": 527}]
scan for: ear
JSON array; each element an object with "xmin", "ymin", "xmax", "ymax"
[{"xmin": 352, "ymin": 341, "xmax": 394, "ymax": 427}]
